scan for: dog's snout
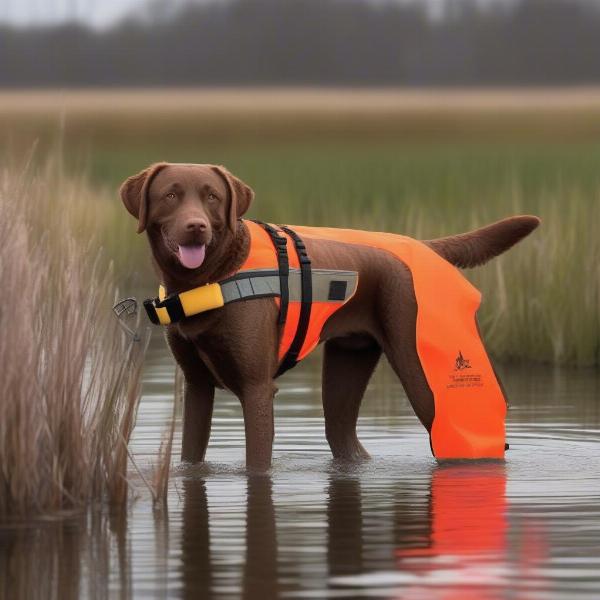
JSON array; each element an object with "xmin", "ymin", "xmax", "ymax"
[{"xmin": 185, "ymin": 218, "xmax": 208, "ymax": 233}]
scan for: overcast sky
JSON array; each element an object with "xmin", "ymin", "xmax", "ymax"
[
  {"xmin": 0, "ymin": 0, "xmax": 172, "ymax": 28},
  {"xmin": 0, "ymin": 0, "xmax": 510, "ymax": 29}
]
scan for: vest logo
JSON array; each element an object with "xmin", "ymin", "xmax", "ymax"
[
  {"xmin": 447, "ymin": 350, "xmax": 482, "ymax": 389},
  {"xmin": 454, "ymin": 350, "xmax": 472, "ymax": 371}
]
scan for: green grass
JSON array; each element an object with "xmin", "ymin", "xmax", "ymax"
[{"xmin": 1, "ymin": 95, "xmax": 599, "ymax": 366}]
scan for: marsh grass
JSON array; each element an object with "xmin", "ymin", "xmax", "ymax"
[
  {"xmin": 0, "ymin": 152, "xmax": 150, "ymax": 516},
  {"xmin": 2, "ymin": 91, "xmax": 598, "ymax": 366},
  {"xmin": 472, "ymin": 196, "xmax": 600, "ymax": 367},
  {"xmin": 60, "ymin": 140, "xmax": 600, "ymax": 367}
]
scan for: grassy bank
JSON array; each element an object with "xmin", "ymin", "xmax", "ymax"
[
  {"xmin": 0, "ymin": 89, "xmax": 598, "ymax": 366},
  {"xmin": 0, "ymin": 153, "xmax": 150, "ymax": 516}
]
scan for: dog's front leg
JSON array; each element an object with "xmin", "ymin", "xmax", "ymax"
[
  {"xmin": 181, "ymin": 368, "xmax": 215, "ymax": 463},
  {"xmin": 239, "ymin": 381, "xmax": 276, "ymax": 472},
  {"xmin": 212, "ymin": 299, "xmax": 280, "ymax": 471},
  {"xmin": 167, "ymin": 330, "xmax": 215, "ymax": 463}
]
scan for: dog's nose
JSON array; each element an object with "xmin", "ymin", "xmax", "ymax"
[{"xmin": 185, "ymin": 218, "xmax": 208, "ymax": 233}]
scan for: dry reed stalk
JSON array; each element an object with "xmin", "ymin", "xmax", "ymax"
[
  {"xmin": 150, "ymin": 367, "xmax": 182, "ymax": 507},
  {"xmin": 0, "ymin": 152, "xmax": 149, "ymax": 516}
]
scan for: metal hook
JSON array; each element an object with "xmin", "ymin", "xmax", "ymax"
[{"xmin": 113, "ymin": 297, "xmax": 142, "ymax": 342}]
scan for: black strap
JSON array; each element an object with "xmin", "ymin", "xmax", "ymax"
[
  {"xmin": 144, "ymin": 293, "xmax": 186, "ymax": 324},
  {"xmin": 252, "ymin": 220, "xmax": 289, "ymax": 326},
  {"xmin": 143, "ymin": 299, "xmax": 160, "ymax": 324},
  {"xmin": 276, "ymin": 226, "xmax": 312, "ymax": 377}
]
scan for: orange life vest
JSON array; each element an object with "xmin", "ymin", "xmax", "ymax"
[
  {"xmin": 144, "ymin": 219, "xmax": 507, "ymax": 460},
  {"xmin": 289, "ymin": 224, "xmax": 507, "ymax": 460}
]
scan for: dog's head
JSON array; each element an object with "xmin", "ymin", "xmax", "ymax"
[{"xmin": 120, "ymin": 162, "xmax": 253, "ymax": 276}]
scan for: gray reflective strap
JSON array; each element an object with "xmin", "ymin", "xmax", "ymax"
[
  {"xmin": 221, "ymin": 275, "xmax": 281, "ymax": 303},
  {"xmin": 220, "ymin": 269, "xmax": 358, "ymax": 305}
]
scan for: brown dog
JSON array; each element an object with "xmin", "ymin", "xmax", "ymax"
[{"xmin": 120, "ymin": 162, "xmax": 539, "ymax": 471}]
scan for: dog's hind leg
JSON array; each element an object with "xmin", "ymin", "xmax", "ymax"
[
  {"xmin": 378, "ymin": 267, "xmax": 435, "ymax": 433},
  {"xmin": 322, "ymin": 337, "xmax": 381, "ymax": 460},
  {"xmin": 382, "ymin": 337, "xmax": 435, "ymax": 434}
]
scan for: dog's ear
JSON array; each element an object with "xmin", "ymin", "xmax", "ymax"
[
  {"xmin": 119, "ymin": 162, "xmax": 167, "ymax": 233},
  {"xmin": 211, "ymin": 165, "xmax": 254, "ymax": 232}
]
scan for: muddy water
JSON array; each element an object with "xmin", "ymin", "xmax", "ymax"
[{"xmin": 2, "ymin": 338, "xmax": 600, "ymax": 600}]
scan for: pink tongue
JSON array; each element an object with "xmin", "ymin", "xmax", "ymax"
[{"xmin": 177, "ymin": 244, "xmax": 206, "ymax": 269}]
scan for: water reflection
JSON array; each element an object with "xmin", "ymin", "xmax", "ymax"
[
  {"xmin": 177, "ymin": 463, "xmax": 547, "ymax": 599},
  {"xmin": 0, "ymin": 457, "xmax": 589, "ymax": 600},
  {"xmin": 326, "ymin": 463, "xmax": 552, "ymax": 600},
  {"xmin": 395, "ymin": 464, "xmax": 512, "ymax": 600},
  {"xmin": 180, "ymin": 480, "xmax": 211, "ymax": 598},
  {"xmin": 0, "ymin": 510, "xmax": 117, "ymax": 600},
  {"xmin": 1, "ymin": 355, "xmax": 600, "ymax": 598},
  {"xmin": 398, "ymin": 464, "xmax": 508, "ymax": 558},
  {"xmin": 327, "ymin": 474, "xmax": 365, "ymax": 579},
  {"xmin": 244, "ymin": 477, "xmax": 279, "ymax": 600}
]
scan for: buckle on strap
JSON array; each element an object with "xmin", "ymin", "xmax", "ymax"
[
  {"xmin": 143, "ymin": 299, "xmax": 160, "ymax": 325},
  {"xmin": 156, "ymin": 293, "xmax": 186, "ymax": 323},
  {"xmin": 143, "ymin": 293, "xmax": 186, "ymax": 325}
]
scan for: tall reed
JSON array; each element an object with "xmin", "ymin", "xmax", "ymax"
[
  {"xmin": 0, "ymin": 152, "xmax": 149, "ymax": 516},
  {"xmin": 150, "ymin": 367, "xmax": 182, "ymax": 507}
]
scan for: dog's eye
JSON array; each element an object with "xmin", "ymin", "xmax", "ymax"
[
  {"xmin": 207, "ymin": 193, "xmax": 218, "ymax": 203},
  {"xmin": 165, "ymin": 192, "xmax": 177, "ymax": 201}
]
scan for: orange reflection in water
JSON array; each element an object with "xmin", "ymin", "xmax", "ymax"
[{"xmin": 395, "ymin": 463, "xmax": 547, "ymax": 600}]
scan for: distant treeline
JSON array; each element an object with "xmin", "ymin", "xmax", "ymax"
[{"xmin": 2, "ymin": 0, "xmax": 600, "ymax": 87}]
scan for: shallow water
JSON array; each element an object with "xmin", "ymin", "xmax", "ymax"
[{"xmin": 2, "ymin": 338, "xmax": 600, "ymax": 600}]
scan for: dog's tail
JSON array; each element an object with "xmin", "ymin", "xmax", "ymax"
[{"xmin": 425, "ymin": 215, "xmax": 540, "ymax": 268}]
